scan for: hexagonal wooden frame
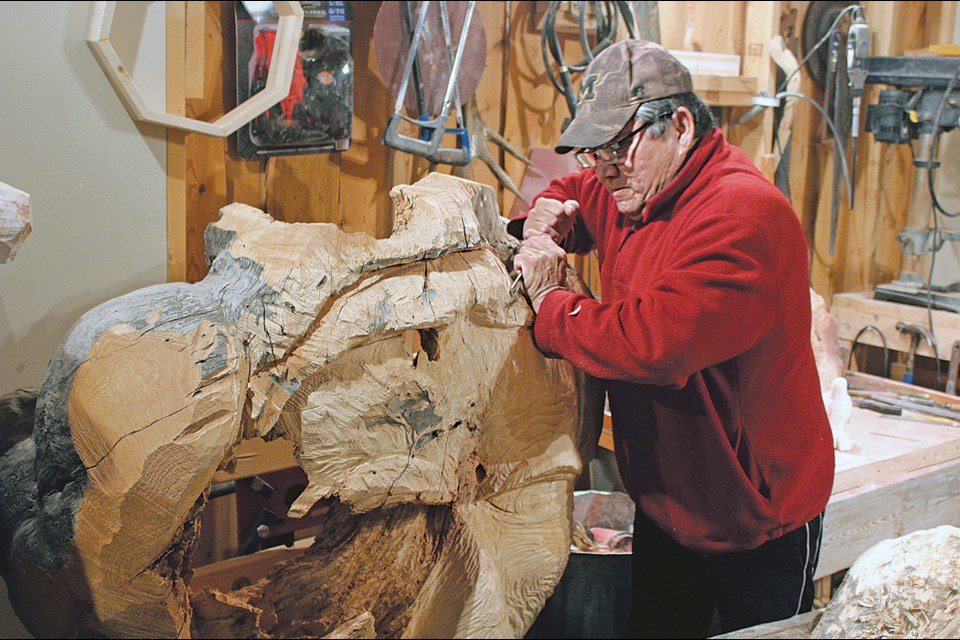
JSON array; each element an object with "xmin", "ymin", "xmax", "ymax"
[{"xmin": 86, "ymin": 1, "xmax": 304, "ymax": 137}]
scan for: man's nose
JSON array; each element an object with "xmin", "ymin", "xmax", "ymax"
[{"xmin": 594, "ymin": 162, "xmax": 619, "ymax": 180}]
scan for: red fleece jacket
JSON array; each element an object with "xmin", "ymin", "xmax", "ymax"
[{"xmin": 515, "ymin": 129, "xmax": 835, "ymax": 553}]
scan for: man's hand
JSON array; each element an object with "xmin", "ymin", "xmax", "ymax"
[
  {"xmin": 523, "ymin": 198, "xmax": 579, "ymax": 243},
  {"xmin": 514, "ymin": 234, "xmax": 569, "ymax": 313}
]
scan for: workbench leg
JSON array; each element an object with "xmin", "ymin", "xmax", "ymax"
[{"xmin": 813, "ymin": 575, "xmax": 833, "ymax": 609}]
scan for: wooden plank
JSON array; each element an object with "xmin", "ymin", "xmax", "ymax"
[
  {"xmin": 184, "ymin": 1, "xmax": 206, "ymax": 99},
  {"xmin": 184, "ymin": 2, "xmax": 230, "ymax": 282},
  {"xmin": 671, "ymin": 50, "xmax": 742, "ymax": 76},
  {"xmin": 692, "ymin": 74, "xmax": 758, "ymax": 95},
  {"xmin": 166, "ymin": 1, "xmax": 187, "ymax": 283},
  {"xmin": 193, "ymin": 491, "xmax": 239, "ymax": 567},
  {"xmin": 712, "ymin": 609, "xmax": 822, "ymax": 639},
  {"xmin": 265, "ymin": 154, "xmax": 342, "ymax": 224},
  {"xmin": 191, "ymin": 536, "xmax": 315, "ymax": 592},
  {"xmin": 782, "ymin": 1, "xmax": 820, "ymax": 258},
  {"xmin": 833, "ymin": 407, "xmax": 960, "ymax": 494},
  {"xmin": 336, "ymin": 0, "xmax": 396, "ymax": 238},
  {"xmin": 467, "ymin": 1, "xmax": 508, "ymax": 212},
  {"xmin": 693, "ymin": 74, "xmax": 758, "ymax": 106},
  {"xmin": 846, "ymin": 370, "xmax": 960, "ymax": 404},
  {"xmin": 729, "ymin": 1, "xmax": 779, "ymax": 178},
  {"xmin": 830, "ymin": 291, "xmax": 960, "ymax": 359},
  {"xmin": 657, "ymin": 2, "xmax": 745, "ymax": 55},
  {"xmin": 502, "ymin": 2, "xmax": 577, "ymax": 222},
  {"xmin": 817, "ymin": 456, "xmax": 960, "ymax": 579},
  {"xmin": 220, "ymin": 2, "xmax": 267, "ymax": 211},
  {"xmin": 212, "ymin": 437, "xmax": 297, "ymax": 484}
]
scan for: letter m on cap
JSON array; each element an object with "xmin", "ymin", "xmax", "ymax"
[{"xmin": 579, "ymin": 74, "xmax": 599, "ymax": 102}]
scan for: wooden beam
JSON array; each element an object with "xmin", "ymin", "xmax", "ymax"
[
  {"xmin": 818, "ymin": 457, "xmax": 960, "ymax": 579},
  {"xmin": 166, "ymin": 1, "xmax": 186, "ymax": 282},
  {"xmin": 730, "ymin": 1, "xmax": 780, "ymax": 179}
]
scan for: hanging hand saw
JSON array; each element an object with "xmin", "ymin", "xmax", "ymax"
[{"xmin": 381, "ymin": 1, "xmax": 476, "ymax": 166}]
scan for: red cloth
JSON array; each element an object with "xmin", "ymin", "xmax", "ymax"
[{"xmin": 513, "ymin": 129, "xmax": 834, "ymax": 554}]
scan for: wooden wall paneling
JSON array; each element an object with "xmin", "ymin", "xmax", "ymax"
[
  {"xmin": 809, "ymin": 141, "xmax": 850, "ymax": 298},
  {"xmin": 846, "ymin": 1, "xmax": 927, "ymax": 294},
  {"xmin": 221, "ymin": 2, "xmax": 268, "ymax": 213},
  {"xmin": 183, "ymin": 2, "xmax": 231, "ymax": 283},
  {"xmin": 195, "ymin": 490, "xmax": 239, "ymax": 567},
  {"xmin": 936, "ymin": 1, "xmax": 958, "ymax": 44},
  {"xmin": 783, "ymin": 1, "xmax": 824, "ymax": 257},
  {"xmin": 265, "ymin": 154, "xmax": 342, "ymax": 224},
  {"xmin": 167, "ymin": 1, "xmax": 187, "ymax": 283},
  {"xmin": 511, "ymin": 3, "xmax": 624, "ymax": 296},
  {"xmin": 727, "ymin": 1, "xmax": 779, "ymax": 178},
  {"xmin": 502, "ymin": 2, "xmax": 572, "ymax": 219},
  {"xmin": 336, "ymin": 0, "xmax": 396, "ymax": 239},
  {"xmin": 657, "ymin": 2, "xmax": 746, "ymax": 54}
]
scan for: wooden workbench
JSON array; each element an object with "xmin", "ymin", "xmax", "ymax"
[{"xmin": 819, "ymin": 392, "xmax": 960, "ymax": 580}]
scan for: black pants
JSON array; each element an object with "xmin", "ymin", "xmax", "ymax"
[{"xmin": 629, "ymin": 510, "xmax": 823, "ymax": 639}]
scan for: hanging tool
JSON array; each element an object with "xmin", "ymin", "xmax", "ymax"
[
  {"xmin": 541, "ymin": 1, "xmax": 636, "ymax": 127},
  {"xmin": 896, "ymin": 321, "xmax": 937, "ymax": 385},
  {"xmin": 438, "ymin": 1, "xmax": 468, "ymax": 154},
  {"xmin": 845, "ymin": 6, "xmax": 869, "ymax": 205},
  {"xmin": 381, "ymin": 1, "xmax": 476, "ymax": 165},
  {"xmin": 827, "ymin": 29, "xmax": 847, "ymax": 256},
  {"xmin": 399, "ymin": 1, "xmax": 428, "ymax": 123}
]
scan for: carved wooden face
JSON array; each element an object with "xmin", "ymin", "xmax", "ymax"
[{"xmin": 4, "ymin": 175, "xmax": 598, "ymax": 639}]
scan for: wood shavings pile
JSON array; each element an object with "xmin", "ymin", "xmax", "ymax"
[{"xmin": 812, "ymin": 525, "xmax": 960, "ymax": 638}]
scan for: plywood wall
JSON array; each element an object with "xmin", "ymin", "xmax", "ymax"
[{"xmin": 166, "ymin": 1, "xmax": 957, "ymax": 308}]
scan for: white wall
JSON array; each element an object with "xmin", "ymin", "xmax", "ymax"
[
  {"xmin": 0, "ymin": 1, "xmax": 167, "ymax": 395},
  {"xmin": 0, "ymin": 3, "xmax": 166, "ymax": 636}
]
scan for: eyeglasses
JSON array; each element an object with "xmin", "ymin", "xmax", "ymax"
[{"xmin": 575, "ymin": 120, "xmax": 653, "ymax": 169}]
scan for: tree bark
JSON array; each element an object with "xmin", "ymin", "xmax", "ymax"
[{"xmin": 0, "ymin": 174, "xmax": 603, "ymax": 639}]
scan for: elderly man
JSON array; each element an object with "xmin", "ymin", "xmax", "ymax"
[{"xmin": 510, "ymin": 40, "xmax": 835, "ymax": 638}]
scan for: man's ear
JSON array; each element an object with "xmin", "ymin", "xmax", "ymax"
[{"xmin": 674, "ymin": 107, "xmax": 697, "ymax": 153}]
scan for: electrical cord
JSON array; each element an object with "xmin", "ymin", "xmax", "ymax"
[
  {"xmin": 915, "ymin": 61, "xmax": 960, "ymax": 390},
  {"xmin": 778, "ymin": 4, "xmax": 860, "ymax": 94},
  {"xmin": 762, "ymin": 4, "xmax": 860, "ymax": 148},
  {"xmin": 776, "ymin": 91, "xmax": 854, "ymax": 208},
  {"xmin": 848, "ymin": 324, "xmax": 890, "ymax": 379},
  {"xmin": 541, "ymin": 1, "xmax": 636, "ymax": 121},
  {"xmin": 760, "ymin": 5, "xmax": 861, "ymax": 207},
  {"xmin": 926, "ymin": 61, "xmax": 960, "ymax": 217}
]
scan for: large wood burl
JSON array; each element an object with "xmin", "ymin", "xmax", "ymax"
[{"xmin": 0, "ymin": 174, "xmax": 603, "ymax": 639}]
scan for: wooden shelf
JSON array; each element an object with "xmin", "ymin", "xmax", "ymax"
[
  {"xmin": 691, "ymin": 74, "xmax": 758, "ymax": 107},
  {"xmin": 831, "ymin": 291, "xmax": 960, "ymax": 360}
]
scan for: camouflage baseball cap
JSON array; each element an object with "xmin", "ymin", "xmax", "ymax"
[{"xmin": 555, "ymin": 40, "xmax": 694, "ymax": 154}]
